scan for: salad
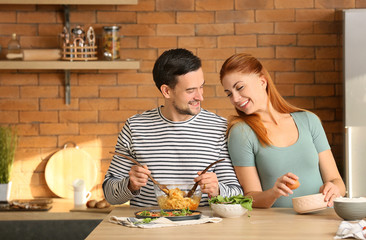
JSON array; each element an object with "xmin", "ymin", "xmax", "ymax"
[
  {"xmin": 208, "ymin": 194, "xmax": 253, "ymax": 211},
  {"xmin": 136, "ymin": 208, "xmax": 198, "ymax": 217}
]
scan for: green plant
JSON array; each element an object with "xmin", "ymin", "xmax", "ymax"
[{"xmin": 0, "ymin": 126, "xmax": 17, "ymax": 184}]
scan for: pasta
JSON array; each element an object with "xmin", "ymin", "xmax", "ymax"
[{"xmin": 157, "ymin": 187, "xmax": 200, "ymax": 210}]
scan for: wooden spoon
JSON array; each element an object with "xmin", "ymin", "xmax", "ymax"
[
  {"xmin": 109, "ymin": 151, "xmax": 169, "ymax": 196},
  {"xmin": 185, "ymin": 158, "xmax": 226, "ymax": 198}
]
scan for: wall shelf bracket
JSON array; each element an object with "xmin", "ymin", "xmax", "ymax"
[
  {"xmin": 64, "ymin": 70, "xmax": 71, "ymax": 105},
  {"xmin": 63, "ymin": 4, "xmax": 70, "ymax": 33}
]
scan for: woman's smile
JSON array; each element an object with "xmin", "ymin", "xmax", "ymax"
[{"xmin": 239, "ymin": 99, "xmax": 249, "ymax": 108}]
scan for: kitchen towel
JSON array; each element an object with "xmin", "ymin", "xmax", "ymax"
[
  {"xmin": 109, "ymin": 215, "xmax": 222, "ymax": 229},
  {"xmin": 335, "ymin": 220, "xmax": 366, "ymax": 239}
]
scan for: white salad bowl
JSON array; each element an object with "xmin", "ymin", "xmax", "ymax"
[{"xmin": 210, "ymin": 203, "xmax": 248, "ymax": 218}]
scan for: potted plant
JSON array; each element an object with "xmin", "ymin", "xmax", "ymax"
[{"xmin": 0, "ymin": 126, "xmax": 17, "ymax": 202}]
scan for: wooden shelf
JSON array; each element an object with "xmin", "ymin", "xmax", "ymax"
[
  {"xmin": 0, "ymin": 60, "xmax": 140, "ymax": 70},
  {"xmin": 0, "ymin": 0, "xmax": 139, "ymax": 105},
  {"xmin": 0, "ymin": 60, "xmax": 140, "ymax": 105},
  {"xmin": 0, "ymin": 0, "xmax": 137, "ymax": 4}
]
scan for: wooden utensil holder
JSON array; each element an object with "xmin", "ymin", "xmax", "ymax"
[{"xmin": 62, "ymin": 45, "xmax": 97, "ymax": 61}]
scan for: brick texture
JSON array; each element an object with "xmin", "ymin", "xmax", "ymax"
[{"xmin": 0, "ymin": 0, "xmax": 350, "ymax": 199}]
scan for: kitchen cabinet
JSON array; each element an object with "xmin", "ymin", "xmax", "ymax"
[
  {"xmin": 0, "ymin": 0, "xmax": 139, "ymax": 104},
  {"xmin": 0, "ymin": 199, "xmax": 108, "ymax": 240}
]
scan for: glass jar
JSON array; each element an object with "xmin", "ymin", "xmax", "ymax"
[
  {"xmin": 8, "ymin": 33, "xmax": 21, "ymax": 54},
  {"xmin": 102, "ymin": 26, "xmax": 120, "ymax": 61},
  {"xmin": 7, "ymin": 33, "xmax": 22, "ymax": 60}
]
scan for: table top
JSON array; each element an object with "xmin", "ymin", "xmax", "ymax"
[{"xmin": 86, "ymin": 206, "xmax": 347, "ymax": 240}]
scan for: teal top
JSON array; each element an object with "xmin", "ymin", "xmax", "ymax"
[{"xmin": 228, "ymin": 111, "xmax": 330, "ymax": 207}]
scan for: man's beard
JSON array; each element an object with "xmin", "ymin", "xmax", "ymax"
[{"xmin": 172, "ymin": 100, "xmax": 200, "ymax": 116}]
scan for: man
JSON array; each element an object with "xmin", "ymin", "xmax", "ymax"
[{"xmin": 103, "ymin": 48, "xmax": 243, "ymax": 207}]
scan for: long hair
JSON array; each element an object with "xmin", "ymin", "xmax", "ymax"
[{"xmin": 220, "ymin": 53, "xmax": 304, "ymax": 146}]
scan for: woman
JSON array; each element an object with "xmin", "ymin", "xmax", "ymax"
[{"xmin": 220, "ymin": 53, "xmax": 345, "ymax": 208}]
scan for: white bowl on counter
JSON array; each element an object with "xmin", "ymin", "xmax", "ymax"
[
  {"xmin": 210, "ymin": 203, "xmax": 248, "ymax": 218},
  {"xmin": 333, "ymin": 197, "xmax": 366, "ymax": 221}
]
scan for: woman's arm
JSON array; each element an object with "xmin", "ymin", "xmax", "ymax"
[
  {"xmin": 235, "ymin": 166, "xmax": 297, "ymax": 208},
  {"xmin": 318, "ymin": 149, "xmax": 346, "ymax": 206}
]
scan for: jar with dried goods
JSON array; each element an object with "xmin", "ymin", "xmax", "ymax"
[{"xmin": 102, "ymin": 26, "xmax": 120, "ymax": 61}]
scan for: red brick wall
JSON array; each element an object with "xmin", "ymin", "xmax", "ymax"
[{"xmin": 1, "ymin": 0, "xmax": 363, "ymax": 200}]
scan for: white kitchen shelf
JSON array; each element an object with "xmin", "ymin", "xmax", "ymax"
[
  {"xmin": 0, "ymin": 60, "xmax": 140, "ymax": 70},
  {"xmin": 0, "ymin": 0, "xmax": 137, "ymax": 4}
]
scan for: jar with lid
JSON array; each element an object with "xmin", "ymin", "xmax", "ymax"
[
  {"xmin": 7, "ymin": 33, "xmax": 22, "ymax": 60},
  {"xmin": 102, "ymin": 26, "xmax": 120, "ymax": 61}
]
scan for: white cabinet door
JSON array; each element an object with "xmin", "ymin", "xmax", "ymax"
[{"xmin": 344, "ymin": 9, "xmax": 366, "ymax": 198}]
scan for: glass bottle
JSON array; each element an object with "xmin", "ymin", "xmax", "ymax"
[
  {"xmin": 102, "ymin": 26, "xmax": 120, "ymax": 61},
  {"xmin": 8, "ymin": 33, "xmax": 21, "ymax": 54}
]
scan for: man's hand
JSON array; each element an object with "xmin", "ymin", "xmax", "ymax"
[
  {"xmin": 128, "ymin": 165, "xmax": 151, "ymax": 192},
  {"xmin": 194, "ymin": 171, "xmax": 219, "ymax": 197}
]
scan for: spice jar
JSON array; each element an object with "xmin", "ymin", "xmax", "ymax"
[{"xmin": 102, "ymin": 26, "xmax": 120, "ymax": 60}]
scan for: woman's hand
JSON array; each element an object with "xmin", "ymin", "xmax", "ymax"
[
  {"xmin": 195, "ymin": 171, "xmax": 219, "ymax": 197},
  {"xmin": 128, "ymin": 165, "xmax": 151, "ymax": 192},
  {"xmin": 319, "ymin": 181, "xmax": 341, "ymax": 207},
  {"xmin": 271, "ymin": 172, "xmax": 299, "ymax": 198}
]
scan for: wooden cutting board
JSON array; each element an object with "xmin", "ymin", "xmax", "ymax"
[{"xmin": 45, "ymin": 144, "xmax": 98, "ymax": 199}]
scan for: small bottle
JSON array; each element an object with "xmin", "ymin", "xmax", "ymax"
[
  {"xmin": 102, "ymin": 26, "xmax": 120, "ymax": 61},
  {"xmin": 7, "ymin": 33, "xmax": 22, "ymax": 60}
]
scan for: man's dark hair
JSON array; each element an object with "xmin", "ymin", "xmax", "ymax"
[{"xmin": 152, "ymin": 48, "xmax": 202, "ymax": 91}]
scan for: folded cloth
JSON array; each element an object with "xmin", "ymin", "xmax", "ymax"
[
  {"xmin": 335, "ymin": 220, "xmax": 366, "ymax": 239},
  {"xmin": 109, "ymin": 215, "xmax": 222, "ymax": 229}
]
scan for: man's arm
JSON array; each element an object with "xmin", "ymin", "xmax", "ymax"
[
  {"xmin": 103, "ymin": 121, "xmax": 139, "ymax": 205},
  {"xmin": 215, "ymin": 137, "xmax": 244, "ymax": 197}
]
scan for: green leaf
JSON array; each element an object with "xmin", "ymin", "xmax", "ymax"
[
  {"xmin": 160, "ymin": 209, "xmax": 169, "ymax": 216},
  {"xmin": 139, "ymin": 210, "xmax": 151, "ymax": 216},
  {"xmin": 135, "ymin": 218, "xmax": 154, "ymax": 224}
]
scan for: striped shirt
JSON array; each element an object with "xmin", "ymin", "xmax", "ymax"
[{"xmin": 103, "ymin": 107, "xmax": 243, "ymax": 207}]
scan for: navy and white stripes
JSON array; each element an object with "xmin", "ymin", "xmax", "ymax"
[{"xmin": 103, "ymin": 107, "xmax": 243, "ymax": 207}]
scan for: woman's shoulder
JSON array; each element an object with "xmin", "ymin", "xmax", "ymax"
[
  {"xmin": 292, "ymin": 111, "xmax": 320, "ymax": 122},
  {"xmin": 231, "ymin": 121, "xmax": 252, "ymax": 132},
  {"xmin": 229, "ymin": 121, "xmax": 256, "ymax": 140},
  {"xmin": 292, "ymin": 111, "xmax": 323, "ymax": 132}
]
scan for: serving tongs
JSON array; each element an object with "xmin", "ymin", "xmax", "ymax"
[
  {"xmin": 110, "ymin": 151, "xmax": 169, "ymax": 196},
  {"xmin": 185, "ymin": 158, "xmax": 226, "ymax": 198}
]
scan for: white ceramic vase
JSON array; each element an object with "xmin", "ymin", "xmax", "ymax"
[{"xmin": 0, "ymin": 182, "xmax": 12, "ymax": 202}]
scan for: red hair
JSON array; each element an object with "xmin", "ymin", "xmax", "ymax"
[{"xmin": 220, "ymin": 53, "xmax": 304, "ymax": 146}]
